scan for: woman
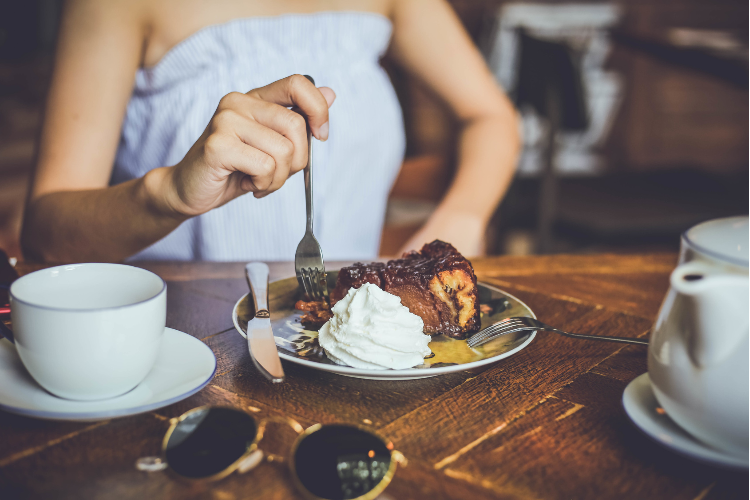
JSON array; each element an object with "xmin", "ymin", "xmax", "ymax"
[{"xmin": 22, "ymin": 0, "xmax": 519, "ymax": 262}]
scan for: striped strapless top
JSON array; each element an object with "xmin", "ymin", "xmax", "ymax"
[{"xmin": 112, "ymin": 12, "xmax": 405, "ymax": 261}]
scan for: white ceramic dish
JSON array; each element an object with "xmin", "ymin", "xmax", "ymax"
[
  {"xmin": 623, "ymin": 373, "xmax": 748, "ymax": 469},
  {"xmin": 0, "ymin": 328, "xmax": 216, "ymax": 421},
  {"xmin": 232, "ymin": 273, "xmax": 536, "ymax": 380}
]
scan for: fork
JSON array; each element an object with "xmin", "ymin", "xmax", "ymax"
[
  {"xmin": 294, "ymin": 75, "xmax": 329, "ymax": 303},
  {"xmin": 466, "ymin": 316, "xmax": 649, "ymax": 348}
]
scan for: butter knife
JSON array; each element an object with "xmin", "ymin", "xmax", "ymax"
[{"xmin": 245, "ymin": 262, "xmax": 285, "ymax": 383}]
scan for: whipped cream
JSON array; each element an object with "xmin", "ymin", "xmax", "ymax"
[{"xmin": 318, "ymin": 283, "xmax": 432, "ymax": 370}]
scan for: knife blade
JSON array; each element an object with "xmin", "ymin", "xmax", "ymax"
[{"xmin": 245, "ymin": 262, "xmax": 285, "ymax": 383}]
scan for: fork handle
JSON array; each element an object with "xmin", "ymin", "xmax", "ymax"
[
  {"xmin": 303, "ymin": 75, "xmax": 315, "ymax": 233},
  {"xmin": 547, "ymin": 328, "xmax": 649, "ymax": 345},
  {"xmin": 245, "ymin": 262, "xmax": 269, "ymax": 317},
  {"xmin": 470, "ymin": 325, "xmax": 649, "ymax": 348}
]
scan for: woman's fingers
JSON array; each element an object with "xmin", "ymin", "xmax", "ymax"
[
  {"xmin": 210, "ymin": 137, "xmax": 276, "ymax": 193},
  {"xmin": 169, "ymin": 77, "xmax": 336, "ymax": 217},
  {"xmin": 241, "ymin": 100, "xmax": 308, "ymax": 174},
  {"xmin": 248, "ymin": 74, "xmax": 335, "ymax": 141},
  {"xmin": 210, "ymin": 101, "xmax": 300, "ymax": 194},
  {"xmin": 192, "ymin": 77, "xmax": 337, "ymax": 208},
  {"xmin": 318, "ymin": 87, "xmax": 336, "ymax": 107},
  {"xmin": 223, "ymin": 111, "xmax": 295, "ymax": 190},
  {"xmin": 238, "ymin": 121, "xmax": 297, "ymax": 197}
]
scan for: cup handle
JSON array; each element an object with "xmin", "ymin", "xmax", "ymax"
[{"xmin": 0, "ymin": 320, "xmax": 13, "ymax": 344}]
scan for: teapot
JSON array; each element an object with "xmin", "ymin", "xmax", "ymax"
[{"xmin": 649, "ymin": 216, "xmax": 748, "ymax": 455}]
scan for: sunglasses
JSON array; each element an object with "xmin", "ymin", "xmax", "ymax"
[{"xmin": 137, "ymin": 406, "xmax": 405, "ymax": 500}]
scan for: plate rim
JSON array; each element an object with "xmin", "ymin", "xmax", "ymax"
[
  {"xmin": 622, "ymin": 372, "xmax": 748, "ymax": 469},
  {"xmin": 232, "ymin": 279, "xmax": 537, "ymax": 379},
  {"xmin": 0, "ymin": 327, "xmax": 216, "ymax": 421}
]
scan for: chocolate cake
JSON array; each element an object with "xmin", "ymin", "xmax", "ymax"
[{"xmin": 331, "ymin": 240, "xmax": 481, "ymax": 339}]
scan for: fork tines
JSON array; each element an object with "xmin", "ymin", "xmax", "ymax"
[
  {"xmin": 466, "ymin": 318, "xmax": 534, "ymax": 347},
  {"xmin": 299, "ymin": 267, "xmax": 329, "ymax": 302}
]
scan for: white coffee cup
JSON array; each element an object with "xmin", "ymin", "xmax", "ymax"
[{"xmin": 9, "ymin": 263, "xmax": 166, "ymax": 401}]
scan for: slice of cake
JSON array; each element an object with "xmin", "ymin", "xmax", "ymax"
[{"xmin": 330, "ymin": 241, "xmax": 481, "ymax": 339}]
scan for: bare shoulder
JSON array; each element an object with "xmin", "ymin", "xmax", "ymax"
[
  {"xmin": 389, "ymin": 0, "xmax": 435, "ymax": 16},
  {"xmin": 388, "ymin": 0, "xmax": 458, "ymax": 31},
  {"xmin": 61, "ymin": 0, "xmax": 149, "ymax": 29},
  {"xmin": 59, "ymin": 0, "xmax": 150, "ymax": 57}
]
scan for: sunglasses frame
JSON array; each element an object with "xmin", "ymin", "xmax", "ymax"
[
  {"xmin": 288, "ymin": 422, "xmax": 400, "ymax": 500},
  {"xmin": 159, "ymin": 406, "xmax": 402, "ymax": 500},
  {"xmin": 160, "ymin": 405, "xmax": 270, "ymax": 482}
]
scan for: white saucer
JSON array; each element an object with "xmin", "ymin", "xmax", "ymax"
[
  {"xmin": 0, "ymin": 328, "xmax": 216, "ymax": 421},
  {"xmin": 623, "ymin": 373, "xmax": 748, "ymax": 469}
]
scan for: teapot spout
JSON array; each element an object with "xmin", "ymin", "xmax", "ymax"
[{"xmin": 671, "ymin": 262, "xmax": 749, "ymax": 368}]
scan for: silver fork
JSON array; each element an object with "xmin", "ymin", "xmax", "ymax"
[
  {"xmin": 294, "ymin": 75, "xmax": 329, "ymax": 303},
  {"xmin": 467, "ymin": 316, "xmax": 649, "ymax": 348}
]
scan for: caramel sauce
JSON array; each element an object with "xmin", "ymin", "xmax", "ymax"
[{"xmin": 423, "ymin": 336, "xmax": 483, "ymax": 367}]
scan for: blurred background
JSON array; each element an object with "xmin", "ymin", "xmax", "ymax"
[{"xmin": 0, "ymin": 0, "xmax": 747, "ymax": 261}]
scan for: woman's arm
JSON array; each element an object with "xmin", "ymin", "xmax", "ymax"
[
  {"xmin": 23, "ymin": 0, "xmax": 147, "ymax": 262},
  {"xmin": 23, "ymin": 0, "xmax": 333, "ymax": 263},
  {"xmin": 388, "ymin": 0, "xmax": 520, "ymax": 256}
]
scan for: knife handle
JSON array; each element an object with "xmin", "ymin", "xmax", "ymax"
[{"xmin": 245, "ymin": 262, "xmax": 269, "ymax": 318}]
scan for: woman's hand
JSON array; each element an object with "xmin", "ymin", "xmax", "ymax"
[{"xmin": 151, "ymin": 75, "xmax": 336, "ymax": 218}]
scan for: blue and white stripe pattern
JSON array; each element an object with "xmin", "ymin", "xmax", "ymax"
[{"xmin": 113, "ymin": 12, "xmax": 405, "ymax": 261}]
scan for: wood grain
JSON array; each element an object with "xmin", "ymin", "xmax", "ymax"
[{"xmin": 4, "ymin": 254, "xmax": 747, "ymax": 499}]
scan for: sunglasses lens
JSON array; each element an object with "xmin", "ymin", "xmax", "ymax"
[
  {"xmin": 294, "ymin": 425, "xmax": 392, "ymax": 500},
  {"xmin": 165, "ymin": 408, "xmax": 257, "ymax": 479}
]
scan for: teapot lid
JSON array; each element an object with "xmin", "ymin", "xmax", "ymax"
[{"xmin": 683, "ymin": 216, "xmax": 748, "ymax": 268}]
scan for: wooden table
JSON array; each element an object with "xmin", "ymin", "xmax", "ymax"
[{"xmin": 1, "ymin": 254, "xmax": 747, "ymax": 499}]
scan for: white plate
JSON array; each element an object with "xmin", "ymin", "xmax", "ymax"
[
  {"xmin": 232, "ymin": 273, "xmax": 536, "ymax": 380},
  {"xmin": 623, "ymin": 373, "xmax": 748, "ymax": 469},
  {"xmin": 0, "ymin": 328, "xmax": 216, "ymax": 421}
]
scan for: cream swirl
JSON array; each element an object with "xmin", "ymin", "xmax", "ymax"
[{"xmin": 318, "ymin": 283, "xmax": 432, "ymax": 370}]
